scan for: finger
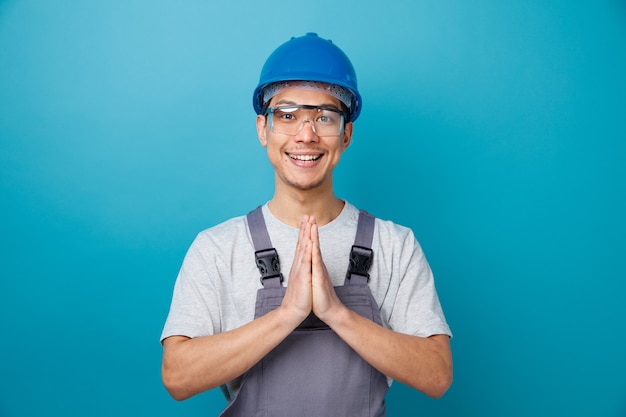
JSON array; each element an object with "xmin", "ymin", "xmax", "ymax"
[
  {"xmin": 301, "ymin": 216, "xmax": 312, "ymax": 249},
  {"xmin": 311, "ymin": 221, "xmax": 324, "ymax": 257},
  {"xmin": 296, "ymin": 215, "xmax": 308, "ymax": 248},
  {"xmin": 293, "ymin": 216, "xmax": 310, "ymax": 261},
  {"xmin": 293, "ymin": 215, "xmax": 313, "ymax": 274},
  {"xmin": 311, "ymin": 221, "xmax": 320, "ymax": 256},
  {"xmin": 310, "ymin": 222, "xmax": 326, "ymax": 277}
]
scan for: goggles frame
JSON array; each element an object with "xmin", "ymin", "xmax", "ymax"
[{"xmin": 265, "ymin": 104, "xmax": 346, "ymax": 137}]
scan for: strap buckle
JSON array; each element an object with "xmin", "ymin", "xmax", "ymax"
[
  {"xmin": 255, "ymin": 248, "xmax": 284, "ymax": 283},
  {"xmin": 346, "ymin": 245, "xmax": 373, "ymax": 281}
]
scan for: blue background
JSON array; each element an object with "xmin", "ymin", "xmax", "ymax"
[{"xmin": 1, "ymin": 1, "xmax": 625, "ymax": 416}]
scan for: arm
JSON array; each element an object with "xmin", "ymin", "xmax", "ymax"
[
  {"xmin": 321, "ymin": 307, "xmax": 452, "ymax": 398},
  {"xmin": 162, "ymin": 306, "xmax": 301, "ymax": 401},
  {"xmin": 162, "ymin": 216, "xmax": 316, "ymax": 401},
  {"xmin": 310, "ymin": 220, "xmax": 453, "ymax": 398}
]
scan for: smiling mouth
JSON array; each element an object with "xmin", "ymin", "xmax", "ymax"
[{"xmin": 288, "ymin": 153, "xmax": 322, "ymax": 162}]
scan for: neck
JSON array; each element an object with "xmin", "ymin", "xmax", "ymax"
[{"xmin": 268, "ymin": 188, "xmax": 345, "ymax": 228}]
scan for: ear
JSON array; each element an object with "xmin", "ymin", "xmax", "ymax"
[
  {"xmin": 341, "ymin": 122, "xmax": 353, "ymax": 150},
  {"xmin": 256, "ymin": 115, "xmax": 268, "ymax": 147}
]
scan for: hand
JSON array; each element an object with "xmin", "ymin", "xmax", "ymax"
[
  {"xmin": 281, "ymin": 216, "xmax": 314, "ymax": 323},
  {"xmin": 310, "ymin": 217, "xmax": 343, "ymax": 322}
]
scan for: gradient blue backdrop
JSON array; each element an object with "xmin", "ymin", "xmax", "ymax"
[{"xmin": 1, "ymin": 1, "xmax": 625, "ymax": 416}]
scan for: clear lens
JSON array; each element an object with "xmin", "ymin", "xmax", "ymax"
[{"xmin": 267, "ymin": 105, "xmax": 345, "ymax": 137}]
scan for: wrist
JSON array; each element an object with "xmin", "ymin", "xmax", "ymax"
[
  {"xmin": 317, "ymin": 302, "xmax": 350, "ymax": 329},
  {"xmin": 276, "ymin": 303, "xmax": 310, "ymax": 329}
]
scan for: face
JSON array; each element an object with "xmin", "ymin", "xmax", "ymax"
[{"xmin": 256, "ymin": 88, "xmax": 353, "ymax": 192}]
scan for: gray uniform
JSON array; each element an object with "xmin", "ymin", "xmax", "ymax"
[{"xmin": 161, "ymin": 201, "xmax": 452, "ymax": 400}]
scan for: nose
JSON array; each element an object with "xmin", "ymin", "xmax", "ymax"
[{"xmin": 295, "ymin": 117, "xmax": 319, "ymax": 142}]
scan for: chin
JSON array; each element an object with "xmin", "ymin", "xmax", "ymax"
[{"xmin": 285, "ymin": 177, "xmax": 326, "ymax": 191}]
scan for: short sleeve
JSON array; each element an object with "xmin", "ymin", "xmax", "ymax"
[
  {"xmin": 160, "ymin": 234, "xmax": 222, "ymax": 342},
  {"xmin": 387, "ymin": 230, "xmax": 452, "ymax": 339}
]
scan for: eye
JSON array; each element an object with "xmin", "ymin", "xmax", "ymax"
[
  {"xmin": 274, "ymin": 109, "xmax": 297, "ymax": 122},
  {"xmin": 316, "ymin": 111, "xmax": 338, "ymax": 124}
]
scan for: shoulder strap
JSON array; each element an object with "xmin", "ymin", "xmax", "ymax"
[
  {"xmin": 247, "ymin": 206, "xmax": 375, "ymax": 287},
  {"xmin": 247, "ymin": 206, "xmax": 283, "ymax": 288},
  {"xmin": 345, "ymin": 210, "xmax": 375, "ymax": 285},
  {"xmin": 354, "ymin": 210, "xmax": 375, "ymax": 248}
]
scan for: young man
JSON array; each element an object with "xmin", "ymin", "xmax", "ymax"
[{"xmin": 161, "ymin": 33, "xmax": 452, "ymax": 416}]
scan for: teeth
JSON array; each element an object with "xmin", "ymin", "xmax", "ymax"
[{"xmin": 289, "ymin": 154, "xmax": 321, "ymax": 161}]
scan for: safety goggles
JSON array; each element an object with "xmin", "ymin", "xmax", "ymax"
[{"xmin": 265, "ymin": 105, "xmax": 346, "ymax": 137}]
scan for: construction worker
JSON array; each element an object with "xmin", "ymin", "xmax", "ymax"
[{"xmin": 161, "ymin": 32, "xmax": 452, "ymax": 417}]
